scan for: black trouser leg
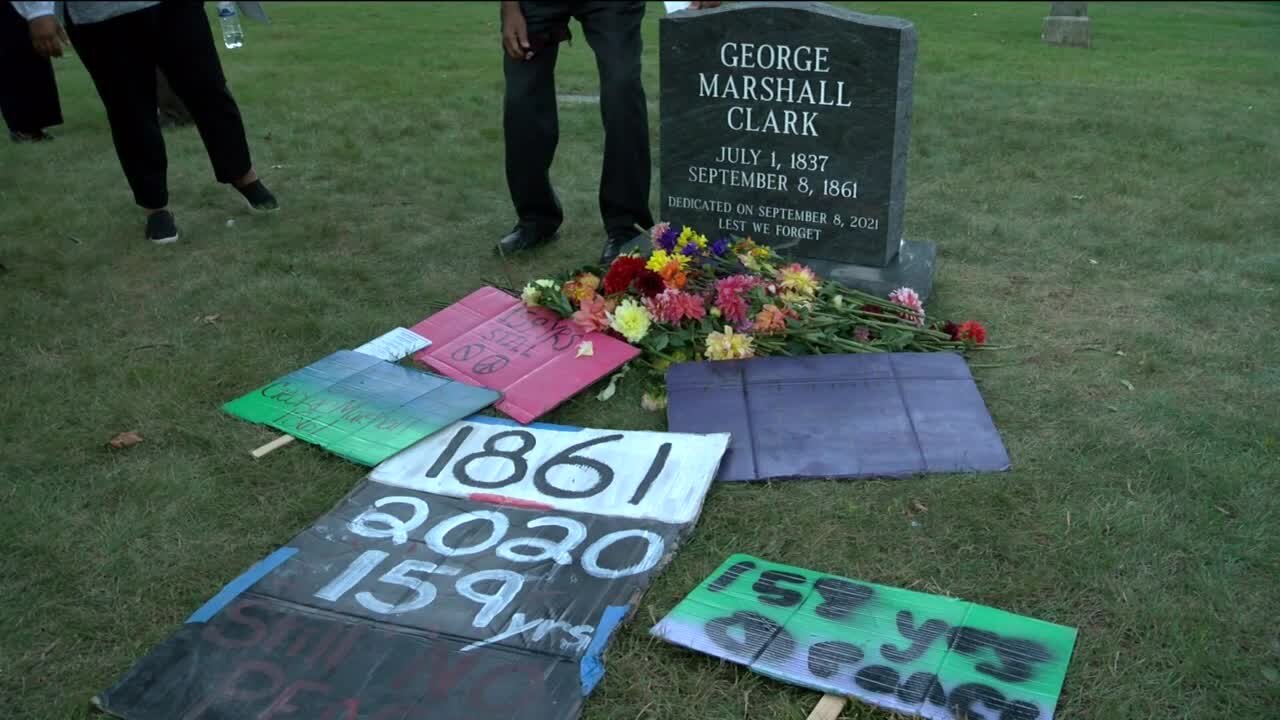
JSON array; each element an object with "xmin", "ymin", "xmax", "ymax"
[
  {"xmin": 578, "ymin": 1, "xmax": 652, "ymax": 238},
  {"xmin": 66, "ymin": 10, "xmax": 168, "ymax": 209},
  {"xmin": 503, "ymin": 36, "xmax": 564, "ymax": 236},
  {"xmin": 152, "ymin": 0, "xmax": 252, "ymax": 185},
  {"xmin": 0, "ymin": 3, "xmax": 63, "ymax": 133}
]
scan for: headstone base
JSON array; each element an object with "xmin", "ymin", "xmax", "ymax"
[
  {"xmin": 1042, "ymin": 16, "xmax": 1091, "ymax": 48},
  {"xmin": 804, "ymin": 239, "xmax": 937, "ymax": 303}
]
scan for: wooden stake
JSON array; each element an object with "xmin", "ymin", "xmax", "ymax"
[
  {"xmin": 806, "ymin": 694, "xmax": 848, "ymax": 720},
  {"xmin": 251, "ymin": 434, "xmax": 295, "ymax": 458}
]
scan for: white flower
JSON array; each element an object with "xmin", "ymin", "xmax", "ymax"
[{"xmin": 521, "ymin": 284, "xmax": 542, "ymax": 307}]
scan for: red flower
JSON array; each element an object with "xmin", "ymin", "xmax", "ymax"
[
  {"xmin": 956, "ymin": 320, "xmax": 987, "ymax": 345},
  {"xmin": 633, "ymin": 269, "xmax": 666, "ymax": 298},
  {"xmin": 602, "ymin": 257, "xmax": 646, "ymax": 295},
  {"xmin": 861, "ymin": 303, "xmax": 886, "ymax": 316},
  {"xmin": 942, "ymin": 321, "xmax": 960, "ymax": 340}
]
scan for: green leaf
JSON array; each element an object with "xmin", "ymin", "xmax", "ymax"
[
  {"xmin": 668, "ymin": 332, "xmax": 688, "ymax": 348},
  {"xmin": 651, "ymin": 333, "xmax": 670, "ymax": 352}
]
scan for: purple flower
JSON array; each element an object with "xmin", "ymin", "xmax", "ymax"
[
  {"xmin": 681, "ymin": 242, "xmax": 700, "ymax": 256},
  {"xmin": 711, "ymin": 237, "xmax": 731, "ymax": 257},
  {"xmin": 657, "ymin": 226, "xmax": 681, "ymax": 252}
]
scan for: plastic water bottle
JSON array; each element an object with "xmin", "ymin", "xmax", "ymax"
[{"xmin": 218, "ymin": 2, "xmax": 244, "ymax": 49}]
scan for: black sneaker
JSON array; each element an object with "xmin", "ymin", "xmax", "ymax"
[
  {"xmin": 236, "ymin": 179, "xmax": 278, "ymax": 212},
  {"xmin": 495, "ymin": 226, "xmax": 559, "ymax": 256},
  {"xmin": 146, "ymin": 210, "xmax": 180, "ymax": 244},
  {"xmin": 599, "ymin": 232, "xmax": 647, "ymax": 267}
]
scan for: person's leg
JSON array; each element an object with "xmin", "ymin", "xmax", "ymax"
[
  {"xmin": 578, "ymin": 1, "xmax": 653, "ymax": 252},
  {"xmin": 152, "ymin": 0, "xmax": 274, "ymax": 209},
  {"xmin": 65, "ymin": 9, "xmax": 171, "ymax": 215},
  {"xmin": 499, "ymin": 2, "xmax": 573, "ymax": 252}
]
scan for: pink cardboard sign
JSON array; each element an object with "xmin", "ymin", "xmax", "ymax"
[{"xmin": 409, "ymin": 287, "xmax": 640, "ymax": 424}]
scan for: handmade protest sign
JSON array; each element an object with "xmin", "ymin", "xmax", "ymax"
[
  {"xmin": 409, "ymin": 287, "xmax": 640, "ymax": 424},
  {"xmin": 652, "ymin": 554, "xmax": 1078, "ymax": 720},
  {"xmin": 371, "ymin": 419, "xmax": 730, "ymax": 523},
  {"xmin": 95, "ymin": 423, "xmax": 729, "ymax": 720},
  {"xmin": 666, "ymin": 352, "xmax": 1010, "ymax": 482},
  {"xmin": 223, "ymin": 350, "xmax": 500, "ymax": 466},
  {"xmin": 354, "ymin": 327, "xmax": 431, "ymax": 362}
]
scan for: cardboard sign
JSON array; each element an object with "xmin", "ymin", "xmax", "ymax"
[
  {"xmin": 95, "ymin": 425, "xmax": 730, "ymax": 720},
  {"xmin": 410, "ymin": 287, "xmax": 640, "ymax": 424},
  {"xmin": 354, "ymin": 327, "xmax": 431, "ymax": 362},
  {"xmin": 666, "ymin": 353, "xmax": 1011, "ymax": 482},
  {"xmin": 223, "ymin": 350, "xmax": 500, "ymax": 466},
  {"xmin": 652, "ymin": 554, "xmax": 1078, "ymax": 720},
  {"xmin": 371, "ymin": 420, "xmax": 731, "ymax": 524}
]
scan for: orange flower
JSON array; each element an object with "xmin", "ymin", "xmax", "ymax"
[
  {"xmin": 563, "ymin": 273, "xmax": 601, "ymax": 305},
  {"xmin": 657, "ymin": 259, "xmax": 688, "ymax": 290},
  {"xmin": 753, "ymin": 304, "xmax": 789, "ymax": 334}
]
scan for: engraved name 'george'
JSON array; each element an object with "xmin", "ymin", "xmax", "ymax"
[{"xmin": 698, "ymin": 42, "xmax": 853, "ymax": 138}]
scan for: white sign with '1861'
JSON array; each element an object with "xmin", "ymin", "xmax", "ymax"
[{"xmin": 371, "ymin": 421, "xmax": 731, "ymax": 524}]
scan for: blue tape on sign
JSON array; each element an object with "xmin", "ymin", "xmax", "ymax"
[
  {"xmin": 186, "ymin": 547, "xmax": 298, "ymax": 624},
  {"xmin": 466, "ymin": 415, "xmax": 584, "ymax": 433},
  {"xmin": 580, "ymin": 605, "xmax": 631, "ymax": 695}
]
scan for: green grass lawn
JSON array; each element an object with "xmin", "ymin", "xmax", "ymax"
[{"xmin": 2, "ymin": 1, "xmax": 1278, "ymax": 718}]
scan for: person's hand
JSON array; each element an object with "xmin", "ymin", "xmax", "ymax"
[
  {"xmin": 29, "ymin": 15, "xmax": 69, "ymax": 58},
  {"xmin": 501, "ymin": 1, "xmax": 533, "ymax": 60},
  {"xmin": 689, "ymin": 1, "xmax": 723, "ymax": 8}
]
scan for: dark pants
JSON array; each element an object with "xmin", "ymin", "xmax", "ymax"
[
  {"xmin": 0, "ymin": 2, "xmax": 63, "ymax": 134},
  {"xmin": 65, "ymin": 1, "xmax": 252, "ymax": 209},
  {"xmin": 504, "ymin": 1, "xmax": 653, "ymax": 239}
]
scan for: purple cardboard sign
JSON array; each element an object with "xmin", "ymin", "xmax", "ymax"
[{"xmin": 665, "ymin": 353, "xmax": 1010, "ymax": 482}]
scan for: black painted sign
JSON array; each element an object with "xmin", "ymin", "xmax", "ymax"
[{"xmin": 660, "ymin": 1, "xmax": 916, "ymax": 267}]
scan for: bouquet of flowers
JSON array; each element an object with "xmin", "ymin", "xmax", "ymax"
[{"xmin": 520, "ymin": 222, "xmax": 990, "ymax": 410}]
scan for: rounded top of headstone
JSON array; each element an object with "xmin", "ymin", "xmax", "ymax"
[{"xmin": 664, "ymin": 0, "xmax": 915, "ymax": 32}]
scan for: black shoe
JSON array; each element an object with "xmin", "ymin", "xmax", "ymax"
[
  {"xmin": 235, "ymin": 179, "xmax": 279, "ymax": 212},
  {"xmin": 9, "ymin": 130, "xmax": 52, "ymax": 143},
  {"xmin": 146, "ymin": 210, "xmax": 180, "ymax": 244},
  {"xmin": 599, "ymin": 232, "xmax": 647, "ymax": 267},
  {"xmin": 495, "ymin": 226, "xmax": 559, "ymax": 256}
]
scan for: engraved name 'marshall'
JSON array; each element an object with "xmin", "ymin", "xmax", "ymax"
[{"xmin": 698, "ymin": 42, "xmax": 853, "ymax": 138}]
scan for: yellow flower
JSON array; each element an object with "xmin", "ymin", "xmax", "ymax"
[
  {"xmin": 776, "ymin": 263, "xmax": 819, "ymax": 299},
  {"xmin": 564, "ymin": 273, "xmax": 601, "ymax": 304},
  {"xmin": 705, "ymin": 326, "xmax": 755, "ymax": 360},
  {"xmin": 646, "ymin": 249, "xmax": 690, "ymax": 272},
  {"xmin": 608, "ymin": 298, "xmax": 652, "ymax": 343},
  {"xmin": 676, "ymin": 226, "xmax": 708, "ymax": 249}
]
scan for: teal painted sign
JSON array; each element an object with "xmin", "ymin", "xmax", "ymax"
[
  {"xmin": 652, "ymin": 554, "xmax": 1077, "ymax": 720},
  {"xmin": 223, "ymin": 350, "xmax": 500, "ymax": 466}
]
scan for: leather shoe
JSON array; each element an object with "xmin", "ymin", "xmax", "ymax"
[
  {"xmin": 599, "ymin": 232, "xmax": 648, "ymax": 267},
  {"xmin": 495, "ymin": 226, "xmax": 558, "ymax": 256}
]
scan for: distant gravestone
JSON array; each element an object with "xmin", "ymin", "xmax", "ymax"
[
  {"xmin": 1042, "ymin": 2, "xmax": 1091, "ymax": 48},
  {"xmin": 660, "ymin": 1, "xmax": 936, "ymax": 300}
]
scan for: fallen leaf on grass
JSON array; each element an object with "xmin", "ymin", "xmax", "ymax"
[
  {"xmin": 1262, "ymin": 666, "xmax": 1279, "ymax": 684},
  {"xmin": 1120, "ymin": 379, "xmax": 1135, "ymax": 391},
  {"xmin": 910, "ymin": 499, "xmax": 928, "ymax": 515},
  {"xmin": 1213, "ymin": 505, "xmax": 1235, "ymax": 518},
  {"xmin": 107, "ymin": 431, "xmax": 143, "ymax": 449},
  {"xmin": 1088, "ymin": 258, "xmax": 1099, "ymax": 265},
  {"xmin": 195, "ymin": 314, "xmax": 221, "ymax": 325}
]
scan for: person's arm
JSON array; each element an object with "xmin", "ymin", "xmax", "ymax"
[
  {"xmin": 500, "ymin": 1, "xmax": 531, "ymax": 60},
  {"xmin": 12, "ymin": 2, "xmax": 68, "ymax": 58}
]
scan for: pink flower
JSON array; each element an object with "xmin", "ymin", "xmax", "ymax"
[
  {"xmin": 650, "ymin": 222, "xmax": 671, "ymax": 244},
  {"xmin": 646, "ymin": 288, "xmax": 707, "ymax": 325},
  {"xmin": 888, "ymin": 286, "xmax": 925, "ymax": 326},
  {"xmin": 853, "ymin": 326, "xmax": 872, "ymax": 343},
  {"xmin": 714, "ymin": 274, "xmax": 760, "ymax": 327},
  {"xmin": 572, "ymin": 293, "xmax": 610, "ymax": 333}
]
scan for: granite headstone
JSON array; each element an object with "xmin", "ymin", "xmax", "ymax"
[
  {"xmin": 660, "ymin": 1, "xmax": 936, "ymax": 300},
  {"xmin": 1042, "ymin": 2, "xmax": 1091, "ymax": 48}
]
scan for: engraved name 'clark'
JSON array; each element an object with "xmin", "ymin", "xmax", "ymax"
[{"xmin": 699, "ymin": 42, "xmax": 853, "ymax": 138}]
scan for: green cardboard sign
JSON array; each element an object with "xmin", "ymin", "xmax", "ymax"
[
  {"xmin": 223, "ymin": 350, "xmax": 500, "ymax": 466},
  {"xmin": 652, "ymin": 554, "xmax": 1077, "ymax": 719}
]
